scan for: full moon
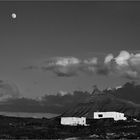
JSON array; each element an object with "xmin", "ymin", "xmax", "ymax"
[{"xmin": 11, "ymin": 13, "xmax": 16, "ymax": 19}]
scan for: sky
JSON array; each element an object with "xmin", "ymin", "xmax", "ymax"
[{"xmin": 0, "ymin": 1, "xmax": 140, "ymax": 98}]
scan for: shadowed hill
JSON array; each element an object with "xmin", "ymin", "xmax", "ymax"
[
  {"xmin": 62, "ymin": 91, "xmax": 140, "ymax": 118},
  {"xmin": 113, "ymin": 82, "xmax": 140, "ymax": 104}
]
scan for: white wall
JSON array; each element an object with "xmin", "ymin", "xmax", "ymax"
[
  {"xmin": 94, "ymin": 112, "xmax": 127, "ymax": 121},
  {"xmin": 61, "ymin": 117, "xmax": 87, "ymax": 126}
]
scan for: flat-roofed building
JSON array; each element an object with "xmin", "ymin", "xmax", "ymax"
[
  {"xmin": 61, "ymin": 117, "xmax": 88, "ymax": 126},
  {"xmin": 94, "ymin": 112, "xmax": 127, "ymax": 121}
]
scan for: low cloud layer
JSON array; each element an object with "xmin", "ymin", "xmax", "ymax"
[
  {"xmin": 0, "ymin": 82, "xmax": 140, "ymax": 114},
  {"xmin": 0, "ymin": 80, "xmax": 20, "ymax": 101},
  {"xmin": 25, "ymin": 50, "xmax": 140, "ymax": 80}
]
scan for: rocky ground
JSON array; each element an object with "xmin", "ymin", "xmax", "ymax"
[{"xmin": 0, "ymin": 115, "xmax": 139, "ymax": 139}]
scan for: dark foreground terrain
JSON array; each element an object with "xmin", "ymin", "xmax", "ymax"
[{"xmin": 0, "ymin": 115, "xmax": 140, "ymax": 139}]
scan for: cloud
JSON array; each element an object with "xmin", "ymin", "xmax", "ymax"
[
  {"xmin": 41, "ymin": 57, "xmax": 81, "ymax": 77},
  {"xmin": 122, "ymin": 71, "xmax": 138, "ymax": 79},
  {"xmin": 104, "ymin": 54, "xmax": 114, "ymax": 64},
  {"xmin": 80, "ymin": 57, "xmax": 98, "ymax": 74},
  {"xmin": 23, "ymin": 56, "xmax": 98, "ymax": 77},
  {"xmin": 103, "ymin": 50, "xmax": 140, "ymax": 79},
  {"xmin": 44, "ymin": 57, "xmax": 80, "ymax": 67},
  {"xmin": 23, "ymin": 50, "xmax": 140, "ymax": 79},
  {"xmin": 57, "ymin": 90, "xmax": 68, "ymax": 96},
  {"xmin": 0, "ymin": 80, "xmax": 20, "ymax": 101},
  {"xmin": 115, "ymin": 50, "xmax": 130, "ymax": 66},
  {"xmin": 83, "ymin": 57, "xmax": 98, "ymax": 65},
  {"xmin": 128, "ymin": 54, "xmax": 140, "ymax": 71},
  {"xmin": 96, "ymin": 65, "xmax": 110, "ymax": 75},
  {"xmin": 82, "ymin": 50, "xmax": 140, "ymax": 79}
]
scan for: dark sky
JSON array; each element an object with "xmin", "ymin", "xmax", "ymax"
[{"xmin": 0, "ymin": 1, "xmax": 140, "ymax": 98}]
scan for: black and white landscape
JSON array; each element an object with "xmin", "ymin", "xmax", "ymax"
[{"xmin": 0, "ymin": 0, "xmax": 140, "ymax": 139}]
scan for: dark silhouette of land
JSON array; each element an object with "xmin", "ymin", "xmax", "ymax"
[
  {"xmin": 0, "ymin": 115, "xmax": 139, "ymax": 139},
  {"xmin": 0, "ymin": 82, "xmax": 140, "ymax": 139}
]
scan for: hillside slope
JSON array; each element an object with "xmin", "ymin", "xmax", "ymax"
[{"xmin": 62, "ymin": 93, "xmax": 140, "ymax": 118}]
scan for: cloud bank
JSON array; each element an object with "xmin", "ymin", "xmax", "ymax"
[
  {"xmin": 0, "ymin": 82, "xmax": 140, "ymax": 114},
  {"xmin": 25, "ymin": 50, "xmax": 140, "ymax": 79}
]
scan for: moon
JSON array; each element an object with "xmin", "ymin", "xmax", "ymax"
[{"xmin": 11, "ymin": 13, "xmax": 16, "ymax": 19}]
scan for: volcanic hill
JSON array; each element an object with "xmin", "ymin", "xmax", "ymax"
[{"xmin": 62, "ymin": 87, "xmax": 140, "ymax": 119}]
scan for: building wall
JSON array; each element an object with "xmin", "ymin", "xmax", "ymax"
[
  {"xmin": 61, "ymin": 117, "xmax": 87, "ymax": 126},
  {"xmin": 94, "ymin": 112, "xmax": 127, "ymax": 121}
]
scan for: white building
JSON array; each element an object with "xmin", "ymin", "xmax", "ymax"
[
  {"xmin": 61, "ymin": 117, "xmax": 87, "ymax": 126},
  {"xmin": 93, "ymin": 112, "xmax": 127, "ymax": 121}
]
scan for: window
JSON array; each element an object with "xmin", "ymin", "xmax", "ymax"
[{"xmin": 98, "ymin": 114, "xmax": 103, "ymax": 117}]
